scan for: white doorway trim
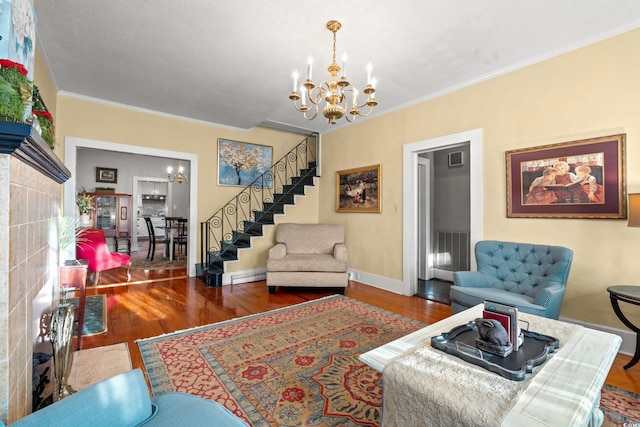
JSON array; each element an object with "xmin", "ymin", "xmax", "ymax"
[
  {"xmin": 402, "ymin": 129, "xmax": 483, "ymax": 296},
  {"xmin": 64, "ymin": 136, "xmax": 199, "ymax": 277},
  {"xmin": 417, "ymin": 157, "xmax": 431, "ymax": 280}
]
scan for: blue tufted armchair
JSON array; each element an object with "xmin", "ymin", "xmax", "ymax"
[{"xmin": 450, "ymin": 240, "xmax": 573, "ymax": 319}]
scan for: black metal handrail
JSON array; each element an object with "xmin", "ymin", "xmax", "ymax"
[{"xmin": 200, "ymin": 135, "xmax": 317, "ymax": 270}]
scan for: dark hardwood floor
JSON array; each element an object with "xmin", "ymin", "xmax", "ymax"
[{"xmin": 78, "ymin": 265, "xmax": 640, "ymax": 395}]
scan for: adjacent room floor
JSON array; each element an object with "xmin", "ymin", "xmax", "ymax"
[{"xmin": 416, "ymin": 279, "xmax": 452, "ymax": 305}]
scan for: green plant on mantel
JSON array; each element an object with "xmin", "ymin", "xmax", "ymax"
[
  {"xmin": 32, "ymin": 85, "xmax": 56, "ymax": 148},
  {"xmin": 0, "ymin": 58, "xmax": 32, "ymax": 123}
]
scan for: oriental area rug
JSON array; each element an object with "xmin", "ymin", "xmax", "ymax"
[
  {"xmin": 601, "ymin": 384, "xmax": 640, "ymax": 426},
  {"xmin": 137, "ymin": 295, "xmax": 425, "ymax": 426},
  {"xmin": 137, "ymin": 295, "xmax": 638, "ymax": 427},
  {"xmin": 66, "ymin": 295, "xmax": 107, "ymax": 337}
]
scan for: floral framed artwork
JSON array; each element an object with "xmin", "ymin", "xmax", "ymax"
[
  {"xmin": 218, "ymin": 139, "xmax": 272, "ymax": 187},
  {"xmin": 506, "ymin": 134, "xmax": 626, "ymax": 218},
  {"xmin": 96, "ymin": 167, "xmax": 118, "ymax": 183},
  {"xmin": 336, "ymin": 164, "xmax": 381, "ymax": 212}
]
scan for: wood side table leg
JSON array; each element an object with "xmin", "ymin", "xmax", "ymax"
[
  {"xmin": 76, "ymin": 273, "xmax": 87, "ymax": 351},
  {"xmin": 610, "ymin": 296, "xmax": 640, "ymax": 369}
]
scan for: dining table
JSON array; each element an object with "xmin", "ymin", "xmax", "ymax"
[{"xmin": 157, "ymin": 225, "xmax": 180, "ymax": 261}]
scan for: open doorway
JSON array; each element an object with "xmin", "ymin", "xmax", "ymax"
[
  {"xmin": 402, "ymin": 129, "xmax": 483, "ymax": 297},
  {"xmin": 64, "ymin": 137, "xmax": 199, "ymax": 277},
  {"xmin": 416, "ymin": 144, "xmax": 470, "ymax": 303}
]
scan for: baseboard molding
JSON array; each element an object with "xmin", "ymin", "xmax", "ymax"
[{"xmin": 348, "ymin": 269, "xmax": 403, "ymax": 294}]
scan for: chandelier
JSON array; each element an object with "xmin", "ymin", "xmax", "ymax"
[
  {"xmin": 167, "ymin": 162, "xmax": 188, "ymax": 184},
  {"xmin": 289, "ymin": 20, "xmax": 377, "ymax": 124}
]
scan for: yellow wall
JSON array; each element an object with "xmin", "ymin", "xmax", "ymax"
[
  {"xmin": 34, "ymin": 27, "xmax": 640, "ymax": 328},
  {"xmin": 319, "ymin": 29, "xmax": 640, "ymax": 328}
]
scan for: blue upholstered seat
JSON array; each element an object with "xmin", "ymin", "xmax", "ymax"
[
  {"xmin": 2, "ymin": 369, "xmax": 248, "ymax": 427},
  {"xmin": 450, "ymin": 240, "xmax": 573, "ymax": 319}
]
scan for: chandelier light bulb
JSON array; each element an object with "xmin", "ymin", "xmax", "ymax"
[
  {"xmin": 289, "ymin": 20, "xmax": 378, "ymax": 124},
  {"xmin": 167, "ymin": 166, "xmax": 173, "ymax": 174}
]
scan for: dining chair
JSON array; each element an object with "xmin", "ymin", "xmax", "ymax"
[
  {"xmin": 174, "ymin": 218, "xmax": 188, "ymax": 260},
  {"xmin": 144, "ymin": 216, "xmax": 170, "ymax": 261}
]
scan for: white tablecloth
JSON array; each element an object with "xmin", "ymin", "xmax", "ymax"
[{"xmin": 382, "ymin": 313, "xmax": 593, "ymax": 427}]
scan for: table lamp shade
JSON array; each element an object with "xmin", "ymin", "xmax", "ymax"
[{"xmin": 629, "ymin": 193, "xmax": 640, "ymax": 227}]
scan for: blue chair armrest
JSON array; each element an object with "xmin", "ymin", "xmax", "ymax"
[
  {"xmin": 144, "ymin": 392, "xmax": 250, "ymax": 426},
  {"xmin": 10, "ymin": 370, "xmax": 153, "ymax": 427},
  {"xmin": 453, "ymin": 271, "xmax": 499, "ymax": 288},
  {"xmin": 532, "ymin": 284, "xmax": 566, "ymax": 319}
]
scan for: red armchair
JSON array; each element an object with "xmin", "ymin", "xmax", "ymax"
[{"xmin": 76, "ymin": 229, "xmax": 132, "ymax": 285}]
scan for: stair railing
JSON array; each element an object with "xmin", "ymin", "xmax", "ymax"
[{"xmin": 200, "ymin": 135, "xmax": 317, "ymax": 269}]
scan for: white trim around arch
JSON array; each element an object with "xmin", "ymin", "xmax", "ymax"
[
  {"xmin": 64, "ymin": 136, "xmax": 199, "ymax": 277},
  {"xmin": 402, "ymin": 129, "xmax": 483, "ymax": 296}
]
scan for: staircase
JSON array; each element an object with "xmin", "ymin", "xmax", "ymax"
[{"xmin": 199, "ymin": 135, "xmax": 318, "ymax": 287}]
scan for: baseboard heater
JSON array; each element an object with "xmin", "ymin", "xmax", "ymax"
[{"xmin": 230, "ymin": 271, "xmax": 266, "ymax": 285}]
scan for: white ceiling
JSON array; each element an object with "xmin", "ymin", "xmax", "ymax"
[{"xmin": 34, "ymin": 1, "xmax": 640, "ymax": 134}]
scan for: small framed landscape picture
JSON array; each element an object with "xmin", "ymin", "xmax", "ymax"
[
  {"xmin": 336, "ymin": 164, "xmax": 381, "ymax": 212},
  {"xmin": 218, "ymin": 139, "xmax": 273, "ymax": 187},
  {"xmin": 96, "ymin": 167, "xmax": 118, "ymax": 183}
]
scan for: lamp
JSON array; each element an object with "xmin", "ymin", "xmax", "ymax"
[
  {"xmin": 629, "ymin": 193, "xmax": 640, "ymax": 227},
  {"xmin": 167, "ymin": 162, "xmax": 188, "ymax": 184},
  {"xmin": 289, "ymin": 20, "xmax": 377, "ymax": 125}
]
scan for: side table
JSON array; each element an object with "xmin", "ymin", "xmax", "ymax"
[{"xmin": 607, "ymin": 285, "xmax": 640, "ymax": 369}]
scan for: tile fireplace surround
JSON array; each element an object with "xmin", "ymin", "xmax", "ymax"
[{"xmin": 0, "ymin": 123, "xmax": 71, "ymax": 424}]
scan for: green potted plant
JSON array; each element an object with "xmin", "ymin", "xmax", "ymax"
[
  {"xmin": 76, "ymin": 192, "xmax": 94, "ymax": 225},
  {"xmin": 58, "ymin": 216, "xmax": 90, "ymax": 262},
  {"xmin": 0, "ymin": 58, "xmax": 32, "ymax": 123},
  {"xmin": 32, "ymin": 85, "xmax": 56, "ymax": 149}
]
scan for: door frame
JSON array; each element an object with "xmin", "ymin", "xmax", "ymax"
[
  {"xmin": 417, "ymin": 157, "xmax": 431, "ymax": 280},
  {"xmin": 402, "ymin": 129, "xmax": 483, "ymax": 296},
  {"xmin": 64, "ymin": 136, "xmax": 199, "ymax": 277}
]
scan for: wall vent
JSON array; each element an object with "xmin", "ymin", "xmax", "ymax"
[{"xmin": 448, "ymin": 151, "xmax": 464, "ymax": 167}]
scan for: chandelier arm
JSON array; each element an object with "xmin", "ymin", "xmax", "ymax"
[
  {"xmin": 307, "ymin": 85, "xmax": 325, "ymax": 106},
  {"xmin": 302, "ymin": 105, "xmax": 319, "ymax": 121},
  {"xmin": 354, "ymin": 104, "xmax": 375, "ymax": 117}
]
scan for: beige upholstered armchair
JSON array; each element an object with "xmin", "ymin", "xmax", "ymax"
[{"xmin": 266, "ymin": 223, "xmax": 348, "ymax": 293}]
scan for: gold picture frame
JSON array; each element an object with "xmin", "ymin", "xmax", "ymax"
[
  {"xmin": 336, "ymin": 164, "xmax": 381, "ymax": 212},
  {"xmin": 506, "ymin": 134, "xmax": 626, "ymax": 218}
]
